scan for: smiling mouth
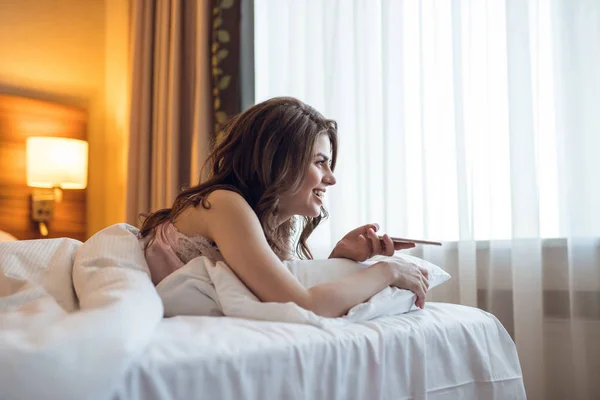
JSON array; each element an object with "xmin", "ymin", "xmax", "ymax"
[{"xmin": 312, "ymin": 189, "xmax": 325, "ymax": 200}]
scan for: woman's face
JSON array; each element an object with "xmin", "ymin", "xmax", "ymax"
[{"xmin": 278, "ymin": 134, "xmax": 336, "ymax": 220}]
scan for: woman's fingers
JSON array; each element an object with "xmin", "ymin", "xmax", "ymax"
[
  {"xmin": 381, "ymin": 234, "xmax": 395, "ymax": 256},
  {"xmin": 404, "ymin": 274, "xmax": 425, "ymax": 309},
  {"xmin": 357, "ymin": 234, "xmax": 370, "ymax": 260},
  {"xmin": 354, "ymin": 223, "xmax": 378, "ymax": 238},
  {"xmin": 341, "ymin": 223, "xmax": 379, "ymax": 246},
  {"xmin": 419, "ymin": 284, "xmax": 428, "ymax": 308},
  {"xmin": 418, "ymin": 267, "xmax": 429, "ymax": 290},
  {"xmin": 367, "ymin": 228, "xmax": 382, "ymax": 256},
  {"xmin": 413, "ymin": 271, "xmax": 428, "ymax": 309},
  {"xmin": 358, "ymin": 234, "xmax": 368, "ymax": 246},
  {"xmin": 387, "ymin": 260, "xmax": 428, "ymax": 309},
  {"xmin": 415, "ymin": 286, "xmax": 426, "ymax": 309}
]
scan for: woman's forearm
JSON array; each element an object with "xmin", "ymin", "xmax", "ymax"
[{"xmin": 306, "ymin": 261, "xmax": 395, "ymax": 318}]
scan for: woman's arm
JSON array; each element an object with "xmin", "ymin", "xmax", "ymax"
[
  {"xmin": 304, "ymin": 262, "xmax": 396, "ymax": 317},
  {"xmin": 180, "ymin": 190, "xmax": 424, "ymax": 318}
]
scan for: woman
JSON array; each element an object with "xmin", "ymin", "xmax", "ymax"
[{"xmin": 139, "ymin": 97, "xmax": 429, "ymax": 318}]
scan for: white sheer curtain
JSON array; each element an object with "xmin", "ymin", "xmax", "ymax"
[{"xmin": 255, "ymin": 0, "xmax": 600, "ymax": 399}]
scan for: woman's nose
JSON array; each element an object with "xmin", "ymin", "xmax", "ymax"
[{"xmin": 324, "ymin": 171, "xmax": 336, "ymax": 186}]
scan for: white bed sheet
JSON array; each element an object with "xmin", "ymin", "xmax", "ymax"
[{"xmin": 113, "ymin": 303, "xmax": 525, "ymax": 400}]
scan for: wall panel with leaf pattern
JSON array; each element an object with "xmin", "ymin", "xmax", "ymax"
[{"xmin": 211, "ymin": 0, "xmax": 241, "ymax": 144}]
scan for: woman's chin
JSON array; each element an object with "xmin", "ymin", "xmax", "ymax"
[{"xmin": 309, "ymin": 206, "xmax": 321, "ymax": 217}]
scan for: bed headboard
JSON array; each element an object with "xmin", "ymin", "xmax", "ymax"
[{"xmin": 0, "ymin": 94, "xmax": 87, "ymax": 241}]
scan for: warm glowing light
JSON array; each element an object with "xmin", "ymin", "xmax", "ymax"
[{"xmin": 26, "ymin": 137, "xmax": 88, "ymax": 189}]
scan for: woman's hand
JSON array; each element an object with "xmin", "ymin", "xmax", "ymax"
[
  {"xmin": 329, "ymin": 223, "xmax": 415, "ymax": 262},
  {"xmin": 386, "ymin": 259, "xmax": 430, "ymax": 309}
]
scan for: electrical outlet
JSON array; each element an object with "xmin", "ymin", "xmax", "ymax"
[{"xmin": 31, "ymin": 193, "xmax": 55, "ymax": 222}]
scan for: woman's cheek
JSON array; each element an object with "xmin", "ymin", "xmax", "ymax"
[{"xmin": 310, "ymin": 166, "xmax": 322, "ymax": 184}]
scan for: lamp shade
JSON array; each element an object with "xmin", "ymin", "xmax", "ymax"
[{"xmin": 26, "ymin": 137, "xmax": 89, "ymax": 189}]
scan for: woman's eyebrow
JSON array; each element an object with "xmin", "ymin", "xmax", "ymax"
[{"xmin": 314, "ymin": 152, "xmax": 330, "ymax": 161}]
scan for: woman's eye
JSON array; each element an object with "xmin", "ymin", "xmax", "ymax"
[{"xmin": 316, "ymin": 160, "xmax": 325, "ymax": 166}]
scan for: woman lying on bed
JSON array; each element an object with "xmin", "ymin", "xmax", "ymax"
[{"xmin": 138, "ymin": 97, "xmax": 429, "ymax": 318}]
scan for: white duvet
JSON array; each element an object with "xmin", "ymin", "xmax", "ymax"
[
  {"xmin": 0, "ymin": 224, "xmax": 163, "ymax": 400},
  {"xmin": 0, "ymin": 223, "xmax": 453, "ymax": 399}
]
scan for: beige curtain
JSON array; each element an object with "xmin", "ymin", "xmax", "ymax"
[{"xmin": 126, "ymin": 0, "xmax": 212, "ymax": 225}]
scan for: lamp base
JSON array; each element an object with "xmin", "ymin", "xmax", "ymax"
[
  {"xmin": 31, "ymin": 190, "xmax": 55, "ymax": 223},
  {"xmin": 29, "ymin": 187, "xmax": 64, "ymax": 238}
]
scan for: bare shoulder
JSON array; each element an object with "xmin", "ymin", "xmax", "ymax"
[
  {"xmin": 176, "ymin": 189, "xmax": 310, "ymax": 309},
  {"xmin": 174, "ymin": 189, "xmax": 255, "ymax": 238},
  {"xmin": 203, "ymin": 189, "xmax": 250, "ymax": 211}
]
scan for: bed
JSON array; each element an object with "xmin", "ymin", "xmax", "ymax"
[
  {"xmin": 115, "ymin": 304, "xmax": 524, "ymax": 400},
  {"xmin": 0, "ymin": 224, "xmax": 525, "ymax": 400}
]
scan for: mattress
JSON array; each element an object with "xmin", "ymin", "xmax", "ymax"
[{"xmin": 113, "ymin": 302, "xmax": 526, "ymax": 400}]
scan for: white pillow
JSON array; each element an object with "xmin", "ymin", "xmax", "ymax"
[
  {"xmin": 205, "ymin": 253, "xmax": 450, "ymax": 326},
  {"xmin": 286, "ymin": 253, "xmax": 451, "ymax": 290},
  {"xmin": 159, "ymin": 252, "xmax": 450, "ymax": 323},
  {"xmin": 156, "ymin": 259, "xmax": 223, "ymax": 317},
  {"xmin": 286, "ymin": 253, "xmax": 451, "ymax": 319}
]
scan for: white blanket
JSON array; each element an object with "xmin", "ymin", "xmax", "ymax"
[
  {"xmin": 0, "ymin": 223, "xmax": 450, "ymax": 399},
  {"xmin": 0, "ymin": 224, "xmax": 163, "ymax": 400}
]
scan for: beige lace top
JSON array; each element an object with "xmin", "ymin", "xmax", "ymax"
[{"xmin": 141, "ymin": 222, "xmax": 224, "ymax": 286}]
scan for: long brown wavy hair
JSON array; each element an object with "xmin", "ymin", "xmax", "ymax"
[{"xmin": 138, "ymin": 97, "xmax": 338, "ymax": 260}]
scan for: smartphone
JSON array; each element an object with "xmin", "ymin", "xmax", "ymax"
[{"xmin": 379, "ymin": 236, "xmax": 443, "ymax": 246}]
